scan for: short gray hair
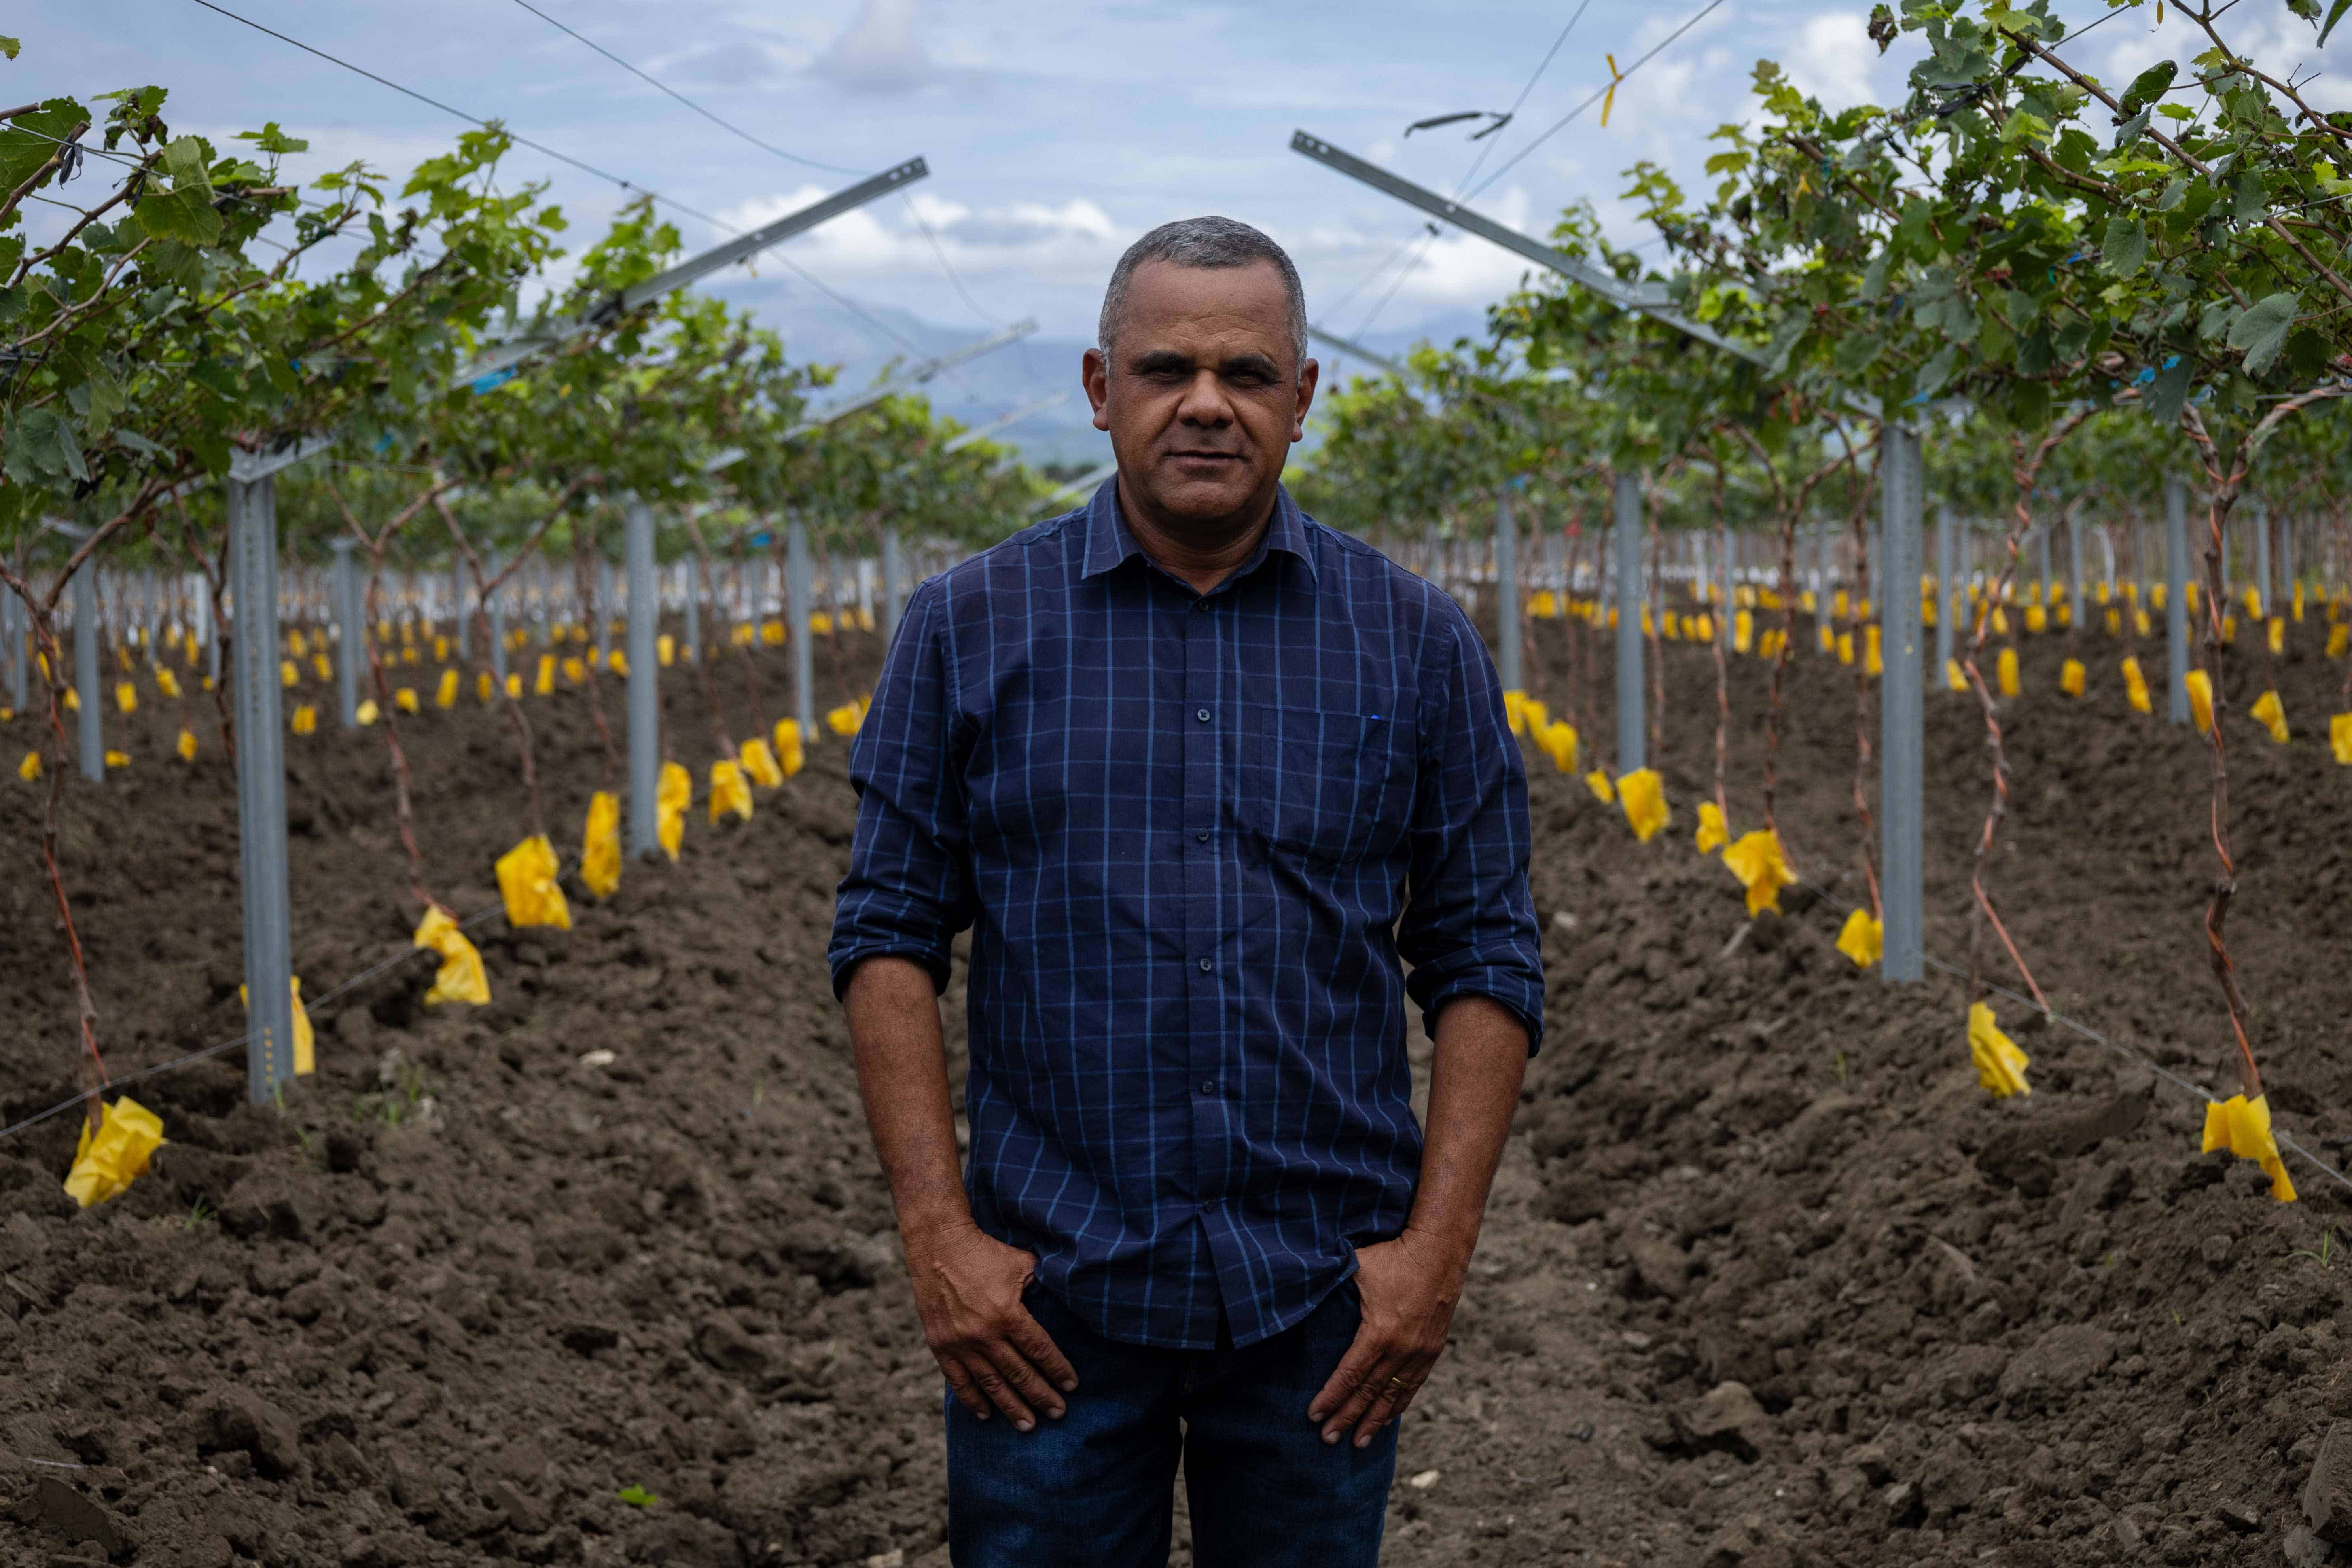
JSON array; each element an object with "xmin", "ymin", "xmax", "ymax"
[{"xmin": 1098, "ymin": 216, "xmax": 1309, "ymax": 380}]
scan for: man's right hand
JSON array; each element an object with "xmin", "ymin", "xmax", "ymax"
[{"xmin": 904, "ymin": 1222, "xmax": 1077, "ymax": 1432}]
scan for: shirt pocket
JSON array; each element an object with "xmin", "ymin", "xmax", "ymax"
[{"xmin": 1240, "ymin": 703, "xmax": 1415, "ymax": 865}]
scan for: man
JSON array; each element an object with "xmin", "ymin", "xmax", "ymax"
[{"xmin": 830, "ymin": 216, "xmax": 1542, "ymax": 1566}]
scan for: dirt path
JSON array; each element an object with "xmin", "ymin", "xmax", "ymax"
[{"xmin": 1, "ymin": 614, "xmax": 2346, "ymax": 1568}]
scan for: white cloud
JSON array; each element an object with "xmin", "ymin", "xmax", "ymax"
[
  {"xmin": 815, "ymin": 0, "xmax": 937, "ymax": 93},
  {"xmin": 1781, "ymin": 12, "xmax": 1881, "ymax": 111}
]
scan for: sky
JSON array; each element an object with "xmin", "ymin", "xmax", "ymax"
[{"xmin": 12, "ymin": 0, "xmax": 2352, "ymax": 460}]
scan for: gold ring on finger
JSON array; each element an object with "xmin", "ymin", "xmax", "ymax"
[{"xmin": 1388, "ymin": 1376, "xmax": 1410, "ymax": 1389}]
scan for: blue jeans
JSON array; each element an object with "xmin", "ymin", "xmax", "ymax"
[{"xmin": 945, "ymin": 1284, "xmax": 1397, "ymax": 1567}]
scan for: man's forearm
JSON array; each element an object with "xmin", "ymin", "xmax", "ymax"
[
  {"xmin": 1405, "ymin": 995, "xmax": 1529, "ymax": 1275},
  {"xmin": 844, "ymin": 955, "xmax": 974, "ymax": 1238}
]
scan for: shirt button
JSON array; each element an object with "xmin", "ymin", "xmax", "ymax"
[
  {"xmin": 1195, "ymin": 708, "xmax": 1210, "ymax": 723},
  {"xmin": 1195, "ymin": 830, "xmax": 1209, "ymax": 842},
  {"xmin": 1198, "ymin": 1079, "xmax": 1216, "ymax": 1096},
  {"xmin": 1197, "ymin": 957, "xmax": 1212, "ymax": 973}
]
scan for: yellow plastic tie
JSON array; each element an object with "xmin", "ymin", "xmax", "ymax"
[
  {"xmin": 656, "ymin": 759, "xmax": 691, "ymax": 860},
  {"xmin": 156, "ymin": 667, "xmax": 181, "ymax": 699},
  {"xmin": 19, "ymin": 749, "xmax": 40, "ymax": 782},
  {"xmin": 2202, "ymin": 1093, "xmax": 2297, "ymax": 1202},
  {"xmin": 496, "ymin": 834, "xmax": 573, "ymax": 930},
  {"xmin": 504, "ymin": 672, "xmax": 523, "ymax": 700},
  {"xmin": 534, "ymin": 654, "xmax": 557, "ymax": 697},
  {"xmin": 356, "ymin": 698, "xmax": 380, "ymax": 726},
  {"xmin": 2268, "ymin": 617, "xmax": 2286, "ymax": 656},
  {"xmin": 2250, "ymin": 689, "xmax": 2289, "ymax": 745},
  {"xmin": 2121, "ymin": 656, "xmax": 2152, "ymax": 714},
  {"xmin": 1836, "ymin": 631, "xmax": 1855, "ymax": 666},
  {"xmin": 1967, "ymin": 1001, "xmax": 2031, "ymax": 1098},
  {"xmin": 1503, "ymin": 689, "xmax": 1528, "ymax": 736},
  {"xmin": 176, "ymin": 727, "xmax": 197, "ymax": 762},
  {"xmin": 290, "ymin": 705, "xmax": 318, "ymax": 736},
  {"xmin": 2333, "ymin": 713, "xmax": 2352, "ymax": 766},
  {"xmin": 1694, "ymin": 800, "xmax": 1728, "ymax": 856},
  {"xmin": 709, "ymin": 758, "xmax": 754, "ymax": 823},
  {"xmin": 1583, "ymin": 769, "xmax": 1615, "ymax": 804},
  {"xmin": 740, "ymin": 737, "xmax": 785, "ymax": 789},
  {"xmin": 581, "ymin": 790, "xmax": 622, "ymax": 900},
  {"xmin": 1835, "ymin": 908, "xmax": 1883, "ymax": 969},
  {"xmin": 103, "ymin": 749, "xmax": 129, "ymax": 770},
  {"xmin": 1945, "ymin": 658, "xmax": 1968, "ymax": 692},
  {"xmin": 63, "ymin": 1096, "xmax": 167, "ymax": 1208},
  {"xmin": 657, "ymin": 634, "xmax": 676, "ymax": 668},
  {"xmin": 774, "ymin": 718, "xmax": 805, "ymax": 778},
  {"xmin": 1600, "ymin": 51, "xmax": 1624, "ymax": 127},
  {"xmin": 1996, "ymin": 646, "xmax": 2020, "ymax": 697},
  {"xmin": 280, "ymin": 659, "xmax": 299, "ymax": 689},
  {"xmin": 2185, "ymin": 668, "xmax": 2214, "ymax": 735},
  {"xmin": 114, "ymin": 681, "xmax": 137, "ymax": 714},
  {"xmin": 562, "ymin": 656, "xmax": 586, "ymax": 687},
  {"xmin": 395, "ymin": 687, "xmax": 420, "ymax": 714},
  {"xmin": 827, "ymin": 701, "xmax": 863, "ymax": 737},
  {"xmin": 413, "ymin": 905, "xmax": 491, "ymax": 1006},
  {"xmin": 1864, "ymin": 625, "xmax": 1883, "ymax": 677},
  {"xmin": 2059, "ymin": 658, "xmax": 2085, "ymax": 697},
  {"xmin": 1721, "ymin": 828, "xmax": 1794, "ymax": 917},
  {"xmin": 1616, "ymin": 768, "xmax": 1668, "ymax": 843}
]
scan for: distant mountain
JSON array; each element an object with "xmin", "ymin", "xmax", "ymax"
[{"xmin": 701, "ymin": 279, "xmax": 1490, "ymax": 469}]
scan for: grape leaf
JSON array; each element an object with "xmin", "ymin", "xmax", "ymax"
[{"xmin": 2225, "ymin": 291, "xmax": 2299, "ymax": 376}]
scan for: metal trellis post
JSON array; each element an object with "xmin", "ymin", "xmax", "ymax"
[
  {"xmin": 1935, "ymin": 504, "xmax": 1956, "ymax": 677},
  {"xmin": 2252, "ymin": 502, "xmax": 2271, "ymax": 619},
  {"xmin": 625, "ymin": 500, "xmax": 660, "ymax": 859},
  {"xmin": 1879, "ymin": 425, "xmax": 1925, "ymax": 984},
  {"xmin": 228, "ymin": 472, "xmax": 297, "ymax": 1104},
  {"xmin": 1496, "ymin": 492, "xmax": 1521, "ymax": 695},
  {"xmin": 72, "ymin": 562, "xmax": 101, "ymax": 782},
  {"xmin": 1613, "ymin": 473, "xmax": 1645, "ymax": 775},
  {"xmin": 787, "ymin": 521, "xmax": 816, "ymax": 743},
  {"xmin": 332, "ymin": 538, "xmax": 361, "ymax": 730},
  {"xmin": 881, "ymin": 527, "xmax": 905, "ymax": 645},
  {"xmin": 2166, "ymin": 476, "xmax": 2190, "ymax": 725}
]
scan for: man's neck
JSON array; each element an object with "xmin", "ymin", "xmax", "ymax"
[{"xmin": 1118, "ymin": 476, "xmax": 1278, "ymax": 597}]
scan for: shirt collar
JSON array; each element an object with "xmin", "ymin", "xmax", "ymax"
[{"xmin": 1078, "ymin": 475, "xmax": 1318, "ymax": 587}]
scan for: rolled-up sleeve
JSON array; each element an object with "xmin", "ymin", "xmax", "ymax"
[
  {"xmin": 829, "ymin": 579, "xmax": 976, "ymax": 999},
  {"xmin": 1397, "ymin": 606, "xmax": 1545, "ymax": 1053}
]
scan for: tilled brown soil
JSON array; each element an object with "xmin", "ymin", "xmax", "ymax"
[{"xmin": 1, "ymin": 603, "xmax": 2349, "ymax": 1568}]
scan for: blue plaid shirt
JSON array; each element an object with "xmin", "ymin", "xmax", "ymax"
[{"xmin": 830, "ymin": 480, "xmax": 1543, "ymax": 1350}]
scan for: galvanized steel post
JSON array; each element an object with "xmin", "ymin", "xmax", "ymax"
[
  {"xmin": 881, "ymin": 527, "xmax": 905, "ymax": 644},
  {"xmin": 227, "ymin": 474, "xmax": 297, "ymax": 1104},
  {"xmin": 1495, "ymin": 492, "xmax": 1522, "ymax": 695},
  {"xmin": 1935, "ymin": 504, "xmax": 1956, "ymax": 677},
  {"xmin": 2166, "ymin": 476, "xmax": 2191, "ymax": 724},
  {"xmin": 331, "ymin": 538, "xmax": 361, "ymax": 729},
  {"xmin": 1878, "ymin": 426, "xmax": 1925, "ymax": 984},
  {"xmin": 787, "ymin": 521, "xmax": 816, "ymax": 742},
  {"xmin": 72, "ymin": 562, "xmax": 101, "ymax": 781},
  {"xmin": 625, "ymin": 500, "xmax": 660, "ymax": 858},
  {"xmin": 1613, "ymin": 472, "xmax": 1645, "ymax": 774}
]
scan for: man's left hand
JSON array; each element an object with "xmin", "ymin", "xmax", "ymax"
[{"xmin": 1307, "ymin": 1229, "xmax": 1464, "ymax": 1449}]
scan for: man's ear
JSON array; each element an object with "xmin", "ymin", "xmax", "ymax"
[
  {"xmin": 1289, "ymin": 356, "xmax": 1320, "ymax": 443},
  {"xmin": 1083, "ymin": 347, "xmax": 1112, "ymax": 433}
]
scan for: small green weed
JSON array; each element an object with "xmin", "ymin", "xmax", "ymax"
[
  {"xmin": 2288, "ymin": 1229, "xmax": 2335, "ymax": 1270},
  {"xmin": 617, "ymin": 1485, "xmax": 659, "ymax": 1509}
]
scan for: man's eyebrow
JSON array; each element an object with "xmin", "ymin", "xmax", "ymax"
[
  {"xmin": 1130, "ymin": 348, "xmax": 1194, "ymax": 373},
  {"xmin": 1218, "ymin": 351, "xmax": 1282, "ymax": 377}
]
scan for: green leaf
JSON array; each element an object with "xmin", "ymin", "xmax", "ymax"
[
  {"xmin": 234, "ymin": 121, "xmax": 310, "ymax": 155},
  {"xmin": 0, "ymin": 99, "xmax": 86, "ymax": 197},
  {"xmin": 1834, "ymin": 331, "xmax": 1886, "ymax": 375},
  {"xmin": 2, "ymin": 409, "xmax": 89, "ymax": 486},
  {"xmin": 617, "ymin": 1487, "xmax": 659, "ymax": 1509},
  {"xmin": 2324, "ymin": 0, "xmax": 2352, "ymax": 45},
  {"xmin": 2225, "ymin": 290, "xmax": 2299, "ymax": 375},
  {"xmin": 135, "ymin": 187, "xmax": 224, "ymax": 248},
  {"xmin": 2100, "ymin": 216, "xmax": 2147, "ymax": 278},
  {"xmin": 1913, "ymin": 343, "xmax": 1960, "ymax": 398},
  {"xmin": 159, "ymin": 135, "xmax": 215, "ymax": 198},
  {"xmin": 2231, "ymin": 172, "xmax": 2268, "ymax": 224},
  {"xmin": 1858, "ymin": 251, "xmax": 1890, "ymax": 301},
  {"xmin": 0, "ymin": 36, "xmax": 18, "ymax": 59},
  {"xmin": 2120, "ymin": 59, "xmax": 2178, "ymax": 116},
  {"xmin": 2112, "ymin": 108, "xmax": 2151, "ymax": 150},
  {"xmin": 2016, "ymin": 327, "xmax": 2055, "ymax": 375},
  {"xmin": 2147, "ymin": 357, "xmax": 2193, "ymax": 424}
]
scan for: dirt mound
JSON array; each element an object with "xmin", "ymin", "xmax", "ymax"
[{"xmin": 0, "ymin": 616, "xmax": 2346, "ymax": 1568}]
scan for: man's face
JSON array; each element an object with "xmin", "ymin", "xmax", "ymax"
[{"xmin": 1083, "ymin": 259, "xmax": 1318, "ymax": 534}]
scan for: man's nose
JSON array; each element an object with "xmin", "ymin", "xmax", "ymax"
[{"xmin": 1176, "ymin": 370, "xmax": 1233, "ymax": 425}]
